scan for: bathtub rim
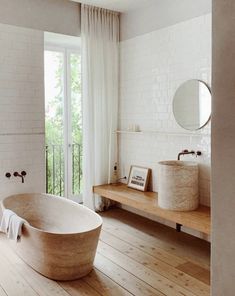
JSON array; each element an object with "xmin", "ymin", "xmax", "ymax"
[{"xmin": 1, "ymin": 193, "xmax": 103, "ymax": 236}]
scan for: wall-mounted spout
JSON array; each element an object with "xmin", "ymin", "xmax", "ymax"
[
  {"xmin": 13, "ymin": 171, "xmax": 27, "ymax": 183},
  {"xmin": 177, "ymin": 150, "xmax": 202, "ymax": 161}
]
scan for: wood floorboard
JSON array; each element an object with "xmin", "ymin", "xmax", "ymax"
[
  {"xmin": 100, "ymin": 230, "xmax": 210, "ymax": 296},
  {"xmin": 58, "ymin": 280, "xmax": 102, "ymax": 296},
  {"xmin": 0, "ymin": 239, "xmax": 72, "ymax": 296},
  {"xmin": 94, "ymin": 253, "xmax": 165, "ymax": 296},
  {"xmin": 100, "ymin": 208, "xmax": 211, "ymax": 269},
  {"xmin": 176, "ymin": 263, "xmax": 210, "ymax": 286},
  {"xmin": 0, "ymin": 244, "xmax": 39, "ymax": 296},
  {"xmin": 101, "ymin": 222, "xmax": 187, "ymax": 267},
  {"xmin": 83, "ymin": 269, "xmax": 133, "ymax": 296},
  {"xmin": 98, "ymin": 241, "xmax": 195, "ymax": 296},
  {"xmin": 0, "ymin": 208, "xmax": 210, "ymax": 296}
]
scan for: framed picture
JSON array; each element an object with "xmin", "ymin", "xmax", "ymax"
[{"xmin": 127, "ymin": 166, "xmax": 151, "ymax": 192}]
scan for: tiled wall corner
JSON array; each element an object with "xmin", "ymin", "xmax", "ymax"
[{"xmin": 119, "ymin": 14, "xmax": 211, "ymax": 207}]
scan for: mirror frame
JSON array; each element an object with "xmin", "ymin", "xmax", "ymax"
[{"xmin": 172, "ymin": 79, "xmax": 211, "ymax": 131}]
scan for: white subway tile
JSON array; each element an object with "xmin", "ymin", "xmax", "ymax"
[
  {"xmin": 0, "ymin": 23, "xmax": 45, "ymax": 200},
  {"xmin": 119, "ymin": 14, "xmax": 211, "ymax": 206}
]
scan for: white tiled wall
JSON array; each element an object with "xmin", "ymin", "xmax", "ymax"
[
  {"xmin": 0, "ymin": 23, "xmax": 45, "ymax": 210},
  {"xmin": 119, "ymin": 15, "xmax": 211, "ymax": 207}
]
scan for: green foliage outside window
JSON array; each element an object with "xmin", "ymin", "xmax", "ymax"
[{"xmin": 45, "ymin": 52, "xmax": 82, "ymax": 197}]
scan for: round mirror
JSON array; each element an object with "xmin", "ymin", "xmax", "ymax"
[{"xmin": 173, "ymin": 80, "xmax": 211, "ymax": 131}]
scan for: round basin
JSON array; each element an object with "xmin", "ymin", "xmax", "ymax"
[{"xmin": 158, "ymin": 160, "xmax": 199, "ymax": 211}]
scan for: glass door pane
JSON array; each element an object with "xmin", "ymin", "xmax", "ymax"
[
  {"xmin": 45, "ymin": 50, "xmax": 65, "ymax": 196},
  {"xmin": 45, "ymin": 49, "xmax": 82, "ymax": 203},
  {"xmin": 68, "ymin": 52, "xmax": 82, "ymax": 202}
]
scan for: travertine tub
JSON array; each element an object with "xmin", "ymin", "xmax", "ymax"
[{"xmin": 1, "ymin": 193, "xmax": 102, "ymax": 281}]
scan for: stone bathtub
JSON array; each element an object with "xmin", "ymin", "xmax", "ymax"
[{"xmin": 1, "ymin": 193, "xmax": 102, "ymax": 281}]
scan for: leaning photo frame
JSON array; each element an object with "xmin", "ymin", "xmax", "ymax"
[{"xmin": 127, "ymin": 166, "xmax": 151, "ymax": 192}]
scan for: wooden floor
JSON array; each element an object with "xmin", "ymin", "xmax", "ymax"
[{"xmin": 0, "ymin": 208, "xmax": 210, "ymax": 296}]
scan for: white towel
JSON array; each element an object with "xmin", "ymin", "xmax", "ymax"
[
  {"xmin": 7, "ymin": 214, "xmax": 26, "ymax": 242},
  {"xmin": 0, "ymin": 209, "xmax": 15, "ymax": 233},
  {"xmin": 0, "ymin": 209, "xmax": 26, "ymax": 242}
]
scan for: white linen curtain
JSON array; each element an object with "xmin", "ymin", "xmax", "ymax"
[{"xmin": 81, "ymin": 4, "xmax": 119, "ymax": 211}]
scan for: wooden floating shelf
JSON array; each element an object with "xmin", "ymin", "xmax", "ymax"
[{"xmin": 93, "ymin": 183, "xmax": 211, "ymax": 235}]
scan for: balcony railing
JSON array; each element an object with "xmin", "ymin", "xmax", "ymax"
[{"xmin": 45, "ymin": 144, "xmax": 82, "ymax": 196}]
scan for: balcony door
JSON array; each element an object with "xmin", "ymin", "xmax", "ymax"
[{"xmin": 44, "ymin": 47, "xmax": 82, "ymax": 203}]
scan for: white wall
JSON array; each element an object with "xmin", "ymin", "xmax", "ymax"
[
  {"xmin": 0, "ymin": 0, "xmax": 81, "ymax": 212},
  {"xmin": 0, "ymin": 23, "xmax": 45, "ymax": 212},
  {"xmin": 0, "ymin": 0, "xmax": 80, "ymax": 37},
  {"xmin": 212, "ymin": 1, "xmax": 235, "ymax": 294},
  {"xmin": 121, "ymin": 0, "xmax": 211, "ymax": 40},
  {"xmin": 119, "ymin": 14, "xmax": 211, "ymax": 237}
]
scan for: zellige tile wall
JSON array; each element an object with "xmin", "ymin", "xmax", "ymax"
[
  {"xmin": 0, "ymin": 23, "xmax": 45, "ymax": 214},
  {"xmin": 119, "ymin": 15, "xmax": 211, "ymax": 211}
]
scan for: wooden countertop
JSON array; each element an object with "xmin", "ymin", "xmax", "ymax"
[{"xmin": 93, "ymin": 183, "xmax": 211, "ymax": 235}]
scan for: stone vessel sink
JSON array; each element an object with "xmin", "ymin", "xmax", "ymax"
[{"xmin": 158, "ymin": 160, "xmax": 199, "ymax": 211}]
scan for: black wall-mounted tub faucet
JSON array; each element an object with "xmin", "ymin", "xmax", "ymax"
[
  {"xmin": 177, "ymin": 149, "xmax": 202, "ymax": 161},
  {"xmin": 13, "ymin": 171, "xmax": 27, "ymax": 183}
]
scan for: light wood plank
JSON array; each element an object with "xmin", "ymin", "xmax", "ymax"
[
  {"xmin": 0, "ymin": 236, "xmax": 128, "ymax": 296},
  {"xmin": 0, "ymin": 238, "xmax": 71, "ymax": 296},
  {"xmin": 59, "ymin": 280, "xmax": 102, "ymax": 296},
  {"xmin": 93, "ymin": 184, "xmax": 210, "ymax": 234},
  {"xmin": 100, "ymin": 230, "xmax": 210, "ymax": 296},
  {"xmin": 95, "ymin": 253, "xmax": 165, "ymax": 296},
  {"xmin": 83, "ymin": 269, "xmax": 132, "ymax": 296},
  {"xmin": 0, "ymin": 234, "xmax": 136, "ymax": 296},
  {"xmin": 98, "ymin": 241, "xmax": 196, "ymax": 296},
  {"xmin": 101, "ymin": 222, "xmax": 187, "ymax": 267},
  {"xmin": 101, "ymin": 209, "xmax": 210, "ymax": 269},
  {"xmin": 177, "ymin": 263, "xmax": 210, "ymax": 286},
  {"xmin": 0, "ymin": 245, "xmax": 38, "ymax": 296}
]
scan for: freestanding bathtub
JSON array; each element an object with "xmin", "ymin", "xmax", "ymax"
[{"xmin": 1, "ymin": 193, "xmax": 102, "ymax": 281}]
